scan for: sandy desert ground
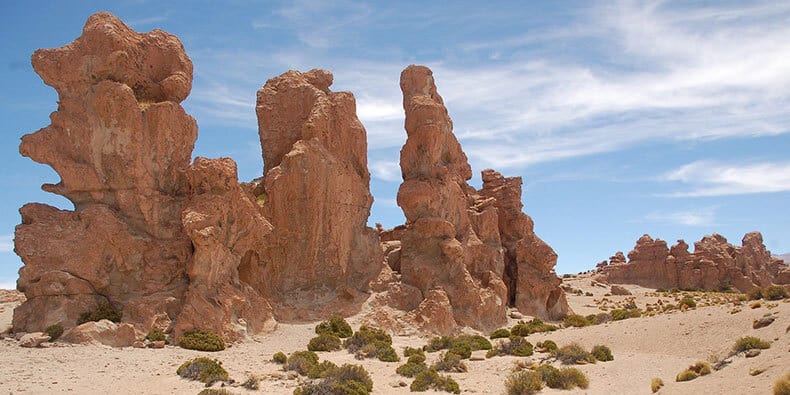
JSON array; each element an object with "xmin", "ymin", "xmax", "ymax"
[{"xmin": 1, "ymin": 275, "xmax": 787, "ymax": 395}]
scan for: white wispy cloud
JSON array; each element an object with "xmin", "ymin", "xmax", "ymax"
[
  {"xmin": 127, "ymin": 16, "xmax": 168, "ymax": 28},
  {"xmin": 644, "ymin": 206, "xmax": 718, "ymax": 226},
  {"xmin": 369, "ymin": 160, "xmax": 401, "ymax": 182},
  {"xmin": 0, "ymin": 234, "xmax": 12, "ymax": 253},
  {"xmin": 661, "ymin": 160, "xmax": 790, "ymax": 197}
]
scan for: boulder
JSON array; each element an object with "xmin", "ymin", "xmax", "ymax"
[
  {"xmin": 19, "ymin": 332, "xmax": 50, "ymax": 348},
  {"xmin": 61, "ymin": 320, "xmax": 138, "ymax": 347},
  {"xmin": 610, "ymin": 285, "xmax": 632, "ymax": 296}
]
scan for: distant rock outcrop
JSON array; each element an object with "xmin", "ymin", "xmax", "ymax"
[
  {"xmin": 365, "ymin": 66, "xmax": 568, "ymax": 334},
  {"xmin": 598, "ymin": 232, "xmax": 789, "ymax": 291}
]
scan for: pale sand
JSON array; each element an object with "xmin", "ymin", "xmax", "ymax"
[{"xmin": 0, "ymin": 275, "xmax": 787, "ymax": 395}]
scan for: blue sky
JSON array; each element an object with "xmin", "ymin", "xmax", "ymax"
[{"xmin": 1, "ymin": 1, "xmax": 789, "ymax": 287}]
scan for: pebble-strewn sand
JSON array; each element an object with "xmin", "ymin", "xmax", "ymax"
[{"xmin": 1, "ymin": 275, "xmax": 788, "ymax": 394}]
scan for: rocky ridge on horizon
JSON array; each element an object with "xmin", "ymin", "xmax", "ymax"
[
  {"xmin": 597, "ymin": 232, "xmax": 789, "ymax": 291},
  {"xmin": 10, "ymin": 12, "xmax": 568, "ymax": 341}
]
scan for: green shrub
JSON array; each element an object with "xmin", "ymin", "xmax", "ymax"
[
  {"xmin": 410, "ymin": 369, "xmax": 461, "ymax": 394},
  {"xmin": 536, "ymin": 364, "xmax": 561, "ymax": 388},
  {"xmin": 774, "ymin": 372, "xmax": 790, "ymax": 395},
  {"xmin": 591, "ymin": 344, "xmax": 614, "ymax": 362},
  {"xmin": 307, "ymin": 360, "xmax": 339, "ymax": 379},
  {"xmin": 375, "ymin": 344, "xmax": 400, "ymax": 362},
  {"xmin": 679, "ymin": 296, "xmax": 697, "ymax": 309},
  {"xmin": 425, "ymin": 336, "xmax": 452, "ymax": 352},
  {"xmin": 77, "ymin": 300, "xmax": 122, "ymax": 324},
  {"xmin": 294, "ymin": 364, "xmax": 373, "ymax": 395},
  {"xmin": 488, "ymin": 335, "xmax": 533, "ymax": 358},
  {"xmin": 241, "ymin": 374, "xmax": 260, "ymax": 390},
  {"xmin": 490, "ymin": 328, "xmax": 510, "ymax": 339},
  {"xmin": 764, "ymin": 285, "xmax": 789, "ymax": 300},
  {"xmin": 734, "ymin": 336, "xmax": 770, "ymax": 352},
  {"xmin": 308, "ymin": 333, "xmax": 342, "ymax": 352},
  {"xmin": 176, "ymin": 357, "xmax": 228, "ymax": 383},
  {"xmin": 286, "ymin": 350, "xmax": 320, "ymax": 375},
  {"xmin": 556, "ymin": 367, "xmax": 589, "ymax": 389},
  {"xmin": 344, "ymin": 326, "xmax": 392, "ymax": 353},
  {"xmin": 747, "ymin": 287, "xmax": 764, "ymax": 300},
  {"xmin": 44, "ymin": 324, "xmax": 63, "ymax": 341},
  {"xmin": 315, "ymin": 315, "xmax": 353, "ymax": 338},
  {"xmin": 511, "ymin": 319, "xmax": 558, "ymax": 336},
  {"xmin": 403, "ymin": 346, "xmax": 424, "ymax": 358},
  {"xmin": 433, "ymin": 351, "xmax": 467, "ymax": 373},
  {"xmin": 651, "ymin": 377, "xmax": 664, "ymax": 393},
  {"xmin": 536, "ymin": 340, "xmax": 558, "ymax": 353},
  {"xmin": 272, "ymin": 351, "xmax": 287, "ymax": 364},
  {"xmin": 555, "ymin": 343, "xmax": 596, "ymax": 365},
  {"xmin": 448, "ymin": 342, "xmax": 472, "ymax": 359},
  {"xmin": 563, "ymin": 314, "xmax": 593, "ymax": 327},
  {"xmin": 145, "ymin": 327, "xmax": 166, "ymax": 342},
  {"xmin": 456, "ymin": 334, "xmax": 492, "ymax": 350},
  {"xmin": 396, "ymin": 357, "xmax": 427, "ymax": 377},
  {"xmin": 505, "ymin": 370, "xmax": 543, "ymax": 395},
  {"xmin": 611, "ymin": 308, "xmax": 642, "ymax": 321},
  {"xmin": 178, "ymin": 329, "xmax": 225, "ymax": 352}
]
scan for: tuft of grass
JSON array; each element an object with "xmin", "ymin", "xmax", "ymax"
[
  {"xmin": 285, "ymin": 350, "xmax": 320, "ymax": 376},
  {"xmin": 651, "ymin": 377, "xmax": 664, "ymax": 393},
  {"xmin": 241, "ymin": 374, "xmax": 260, "ymax": 390},
  {"xmin": 176, "ymin": 357, "xmax": 228, "ymax": 384},
  {"xmin": 197, "ymin": 389, "xmax": 233, "ymax": 395},
  {"xmin": 764, "ymin": 285, "xmax": 789, "ymax": 301},
  {"xmin": 733, "ymin": 336, "xmax": 771, "ymax": 352},
  {"xmin": 591, "ymin": 345, "xmax": 614, "ymax": 362},
  {"xmin": 676, "ymin": 361, "xmax": 711, "ymax": 382},
  {"xmin": 555, "ymin": 343, "xmax": 596, "ymax": 365},
  {"xmin": 307, "ymin": 333, "xmax": 342, "ymax": 352},
  {"xmin": 611, "ymin": 308, "xmax": 642, "ymax": 321},
  {"xmin": 179, "ymin": 329, "xmax": 225, "ymax": 352},
  {"xmin": 774, "ymin": 372, "xmax": 790, "ymax": 395},
  {"xmin": 315, "ymin": 315, "xmax": 353, "ymax": 338},
  {"xmin": 272, "ymin": 351, "xmax": 287, "ymax": 364},
  {"xmin": 490, "ymin": 328, "xmax": 510, "ymax": 339},
  {"xmin": 410, "ymin": 368, "xmax": 461, "ymax": 394},
  {"xmin": 556, "ymin": 367, "xmax": 589, "ymax": 389},
  {"xmin": 505, "ymin": 370, "xmax": 543, "ymax": 395},
  {"xmin": 563, "ymin": 314, "xmax": 593, "ymax": 328},
  {"xmin": 679, "ymin": 296, "xmax": 697, "ymax": 309},
  {"xmin": 77, "ymin": 300, "xmax": 122, "ymax": 324},
  {"xmin": 145, "ymin": 327, "xmax": 166, "ymax": 342},
  {"xmin": 510, "ymin": 319, "xmax": 558, "ymax": 336},
  {"xmin": 536, "ymin": 340, "xmax": 558, "ymax": 353},
  {"xmin": 433, "ymin": 351, "xmax": 467, "ymax": 373},
  {"xmin": 44, "ymin": 324, "xmax": 63, "ymax": 341}
]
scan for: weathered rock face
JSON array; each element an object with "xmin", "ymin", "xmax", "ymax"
[
  {"xmin": 13, "ymin": 12, "xmax": 196, "ymax": 334},
  {"xmin": 254, "ymin": 69, "xmax": 382, "ymax": 320},
  {"xmin": 479, "ymin": 170, "xmax": 569, "ymax": 320},
  {"xmin": 369, "ymin": 65, "xmax": 567, "ymax": 334},
  {"xmin": 598, "ymin": 232, "xmax": 789, "ymax": 291}
]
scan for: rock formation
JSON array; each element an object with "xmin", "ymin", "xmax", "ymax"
[
  {"xmin": 252, "ymin": 69, "xmax": 382, "ymax": 320},
  {"xmin": 365, "ymin": 66, "xmax": 568, "ymax": 334},
  {"xmin": 598, "ymin": 232, "xmax": 789, "ymax": 291}
]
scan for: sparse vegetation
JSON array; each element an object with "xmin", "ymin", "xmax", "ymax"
[
  {"xmin": 272, "ymin": 351, "xmax": 287, "ymax": 364},
  {"xmin": 241, "ymin": 374, "xmax": 260, "ymax": 390},
  {"xmin": 403, "ymin": 346, "xmax": 424, "ymax": 358},
  {"xmin": 591, "ymin": 344, "xmax": 614, "ymax": 362},
  {"xmin": 733, "ymin": 336, "xmax": 770, "ymax": 352},
  {"xmin": 651, "ymin": 377, "xmax": 664, "ymax": 393},
  {"xmin": 487, "ymin": 335, "xmax": 534, "ymax": 358},
  {"xmin": 44, "ymin": 324, "xmax": 63, "ymax": 341},
  {"xmin": 178, "ymin": 329, "xmax": 225, "ymax": 352},
  {"xmin": 555, "ymin": 343, "xmax": 596, "ymax": 365},
  {"xmin": 294, "ymin": 364, "xmax": 374, "ymax": 395},
  {"xmin": 315, "ymin": 315, "xmax": 354, "ymax": 338},
  {"xmin": 308, "ymin": 333, "xmax": 342, "ymax": 352},
  {"xmin": 77, "ymin": 300, "xmax": 122, "ymax": 324},
  {"xmin": 510, "ymin": 319, "xmax": 558, "ymax": 336},
  {"xmin": 490, "ymin": 328, "xmax": 510, "ymax": 339},
  {"xmin": 410, "ymin": 368, "xmax": 461, "ymax": 394},
  {"xmin": 344, "ymin": 326, "xmax": 399, "ymax": 362},
  {"xmin": 536, "ymin": 340, "xmax": 558, "ymax": 353},
  {"xmin": 774, "ymin": 372, "xmax": 790, "ymax": 395},
  {"xmin": 286, "ymin": 350, "xmax": 320, "ymax": 376},
  {"xmin": 505, "ymin": 370, "xmax": 543, "ymax": 395},
  {"xmin": 176, "ymin": 357, "xmax": 228, "ymax": 383},
  {"xmin": 679, "ymin": 296, "xmax": 697, "ymax": 309},
  {"xmin": 563, "ymin": 314, "xmax": 593, "ymax": 327},
  {"xmin": 433, "ymin": 351, "xmax": 467, "ymax": 373},
  {"xmin": 145, "ymin": 327, "xmax": 166, "ymax": 342},
  {"xmin": 764, "ymin": 285, "xmax": 789, "ymax": 301},
  {"xmin": 676, "ymin": 361, "xmax": 711, "ymax": 382},
  {"xmin": 611, "ymin": 308, "xmax": 642, "ymax": 321}
]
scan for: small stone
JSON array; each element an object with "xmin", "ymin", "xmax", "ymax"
[
  {"xmin": 745, "ymin": 349, "xmax": 761, "ymax": 358},
  {"xmin": 19, "ymin": 332, "xmax": 50, "ymax": 348},
  {"xmin": 509, "ymin": 311, "xmax": 524, "ymax": 319},
  {"xmin": 148, "ymin": 340, "xmax": 165, "ymax": 349},
  {"xmin": 752, "ymin": 317, "xmax": 775, "ymax": 329},
  {"xmin": 132, "ymin": 341, "xmax": 145, "ymax": 348}
]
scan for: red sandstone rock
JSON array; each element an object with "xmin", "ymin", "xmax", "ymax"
[
  {"xmin": 61, "ymin": 320, "xmax": 139, "ymax": 347},
  {"xmin": 13, "ymin": 13, "xmax": 196, "ymax": 334},
  {"xmin": 599, "ymin": 232, "xmax": 789, "ymax": 291},
  {"xmin": 254, "ymin": 69, "xmax": 382, "ymax": 320},
  {"xmin": 609, "ymin": 251, "xmax": 626, "ymax": 265}
]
